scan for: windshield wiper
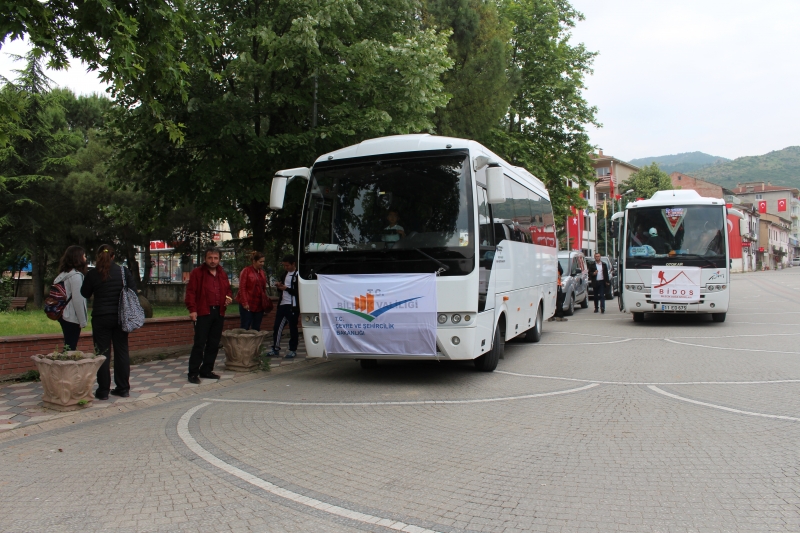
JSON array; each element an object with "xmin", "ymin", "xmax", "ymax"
[
  {"xmin": 677, "ymin": 254, "xmax": 722, "ymax": 268},
  {"xmin": 410, "ymin": 248, "xmax": 450, "ymax": 274}
]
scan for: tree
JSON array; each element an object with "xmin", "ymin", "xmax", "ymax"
[
  {"xmin": 625, "ymin": 163, "xmax": 673, "ymax": 199},
  {"xmin": 112, "ymin": 0, "xmax": 453, "ymax": 252},
  {"xmin": 488, "ymin": 0, "xmax": 599, "ymax": 222},
  {"xmin": 1, "ymin": 0, "xmax": 190, "ymax": 140},
  {"xmin": 0, "ymin": 51, "xmax": 80, "ymax": 306},
  {"xmin": 425, "ymin": 0, "xmax": 514, "ymax": 143}
]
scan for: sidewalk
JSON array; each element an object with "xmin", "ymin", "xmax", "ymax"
[{"xmin": 0, "ymin": 335, "xmax": 308, "ymax": 433}]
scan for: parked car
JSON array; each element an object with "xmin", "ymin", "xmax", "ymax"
[
  {"xmin": 587, "ymin": 255, "xmax": 619, "ymax": 300},
  {"xmin": 557, "ymin": 250, "xmax": 589, "ymax": 315},
  {"xmin": 792, "ymin": 257, "xmax": 800, "ymax": 267}
]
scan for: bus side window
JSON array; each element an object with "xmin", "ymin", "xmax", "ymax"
[{"xmin": 477, "ymin": 187, "xmax": 494, "ymax": 247}]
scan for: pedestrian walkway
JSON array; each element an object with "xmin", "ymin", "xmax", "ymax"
[{"xmin": 0, "ymin": 335, "xmax": 307, "ymax": 433}]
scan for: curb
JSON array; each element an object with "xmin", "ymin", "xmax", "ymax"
[{"xmin": 0, "ymin": 358, "xmax": 329, "ymax": 444}]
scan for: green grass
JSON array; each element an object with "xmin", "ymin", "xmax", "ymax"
[{"xmin": 0, "ymin": 304, "xmax": 189, "ymax": 337}]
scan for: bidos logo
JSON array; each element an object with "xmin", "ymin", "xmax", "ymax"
[{"xmin": 335, "ymin": 293, "xmax": 422, "ymax": 322}]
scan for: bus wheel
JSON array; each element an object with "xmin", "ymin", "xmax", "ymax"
[
  {"xmin": 359, "ymin": 359, "xmax": 378, "ymax": 369},
  {"xmin": 475, "ymin": 325, "xmax": 503, "ymax": 372},
  {"xmin": 565, "ymin": 294, "xmax": 575, "ymax": 316},
  {"xmin": 524, "ymin": 304, "xmax": 543, "ymax": 343},
  {"xmin": 632, "ymin": 312, "xmax": 644, "ymax": 323},
  {"xmin": 712, "ymin": 313, "xmax": 726, "ymax": 323}
]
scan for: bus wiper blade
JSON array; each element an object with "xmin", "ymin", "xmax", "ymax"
[
  {"xmin": 678, "ymin": 254, "xmax": 721, "ymax": 268},
  {"xmin": 411, "ymin": 248, "xmax": 450, "ymax": 273}
]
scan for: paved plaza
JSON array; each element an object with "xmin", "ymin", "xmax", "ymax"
[{"xmin": 2, "ymin": 270, "xmax": 799, "ymax": 532}]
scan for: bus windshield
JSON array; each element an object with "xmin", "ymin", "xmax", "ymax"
[
  {"xmin": 626, "ymin": 205, "xmax": 726, "ymax": 268},
  {"xmin": 299, "ymin": 151, "xmax": 474, "ymax": 277}
]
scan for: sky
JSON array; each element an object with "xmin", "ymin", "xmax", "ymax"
[
  {"xmin": 569, "ymin": 0, "xmax": 800, "ymax": 161},
  {"xmin": 2, "ymin": 1, "xmax": 799, "ymax": 162}
]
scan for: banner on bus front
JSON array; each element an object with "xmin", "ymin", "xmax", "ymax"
[
  {"xmin": 317, "ymin": 273, "xmax": 437, "ymax": 356},
  {"xmin": 650, "ymin": 266, "xmax": 701, "ymax": 303}
]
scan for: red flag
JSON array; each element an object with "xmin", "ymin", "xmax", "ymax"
[
  {"xmin": 727, "ymin": 213, "xmax": 742, "ymax": 259},
  {"xmin": 568, "ymin": 207, "xmax": 582, "ymax": 250},
  {"xmin": 758, "ymin": 200, "xmax": 767, "ymax": 213},
  {"xmin": 609, "ymin": 165, "xmax": 615, "ymax": 198},
  {"xmin": 778, "ymin": 199, "xmax": 787, "ymax": 212}
]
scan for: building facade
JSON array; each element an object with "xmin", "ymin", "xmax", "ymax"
[
  {"xmin": 758, "ymin": 213, "xmax": 791, "ymax": 269},
  {"xmin": 733, "ymin": 182, "xmax": 800, "ymax": 261},
  {"xmin": 591, "ymin": 150, "xmax": 640, "ymax": 258}
]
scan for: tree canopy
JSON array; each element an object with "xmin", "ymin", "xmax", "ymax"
[{"xmin": 626, "ymin": 163, "xmax": 674, "ymax": 199}]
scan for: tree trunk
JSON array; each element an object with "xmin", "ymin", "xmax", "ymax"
[
  {"xmin": 248, "ymin": 201, "xmax": 268, "ymax": 252},
  {"xmin": 31, "ymin": 244, "xmax": 46, "ymax": 308}
]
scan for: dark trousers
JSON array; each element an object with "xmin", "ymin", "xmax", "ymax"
[
  {"xmin": 593, "ymin": 280, "xmax": 607, "ymax": 310},
  {"xmin": 555, "ymin": 290, "xmax": 566, "ymax": 318},
  {"xmin": 58, "ymin": 318, "xmax": 81, "ymax": 351},
  {"xmin": 239, "ymin": 304, "xmax": 265, "ymax": 331},
  {"xmin": 272, "ymin": 304, "xmax": 299, "ymax": 351},
  {"xmin": 189, "ymin": 307, "xmax": 224, "ymax": 376},
  {"xmin": 92, "ymin": 314, "xmax": 130, "ymax": 395}
]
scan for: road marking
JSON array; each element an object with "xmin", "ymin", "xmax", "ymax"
[
  {"xmin": 178, "ymin": 403, "xmax": 443, "ymax": 533},
  {"xmin": 537, "ymin": 339, "xmax": 632, "ymax": 346},
  {"xmin": 648, "ymin": 386, "xmax": 800, "ymax": 422},
  {"xmin": 665, "ymin": 338, "xmax": 800, "ymax": 355},
  {"xmin": 203, "ymin": 383, "xmax": 599, "ymax": 406},
  {"xmin": 495, "ymin": 371, "xmax": 800, "ymax": 386}
]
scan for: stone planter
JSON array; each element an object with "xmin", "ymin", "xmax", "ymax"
[
  {"xmin": 221, "ymin": 328, "xmax": 269, "ymax": 371},
  {"xmin": 31, "ymin": 353, "xmax": 106, "ymax": 411}
]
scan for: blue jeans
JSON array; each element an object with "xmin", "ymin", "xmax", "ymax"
[{"xmin": 239, "ymin": 304, "xmax": 265, "ymax": 331}]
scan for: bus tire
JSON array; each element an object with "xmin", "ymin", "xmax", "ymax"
[
  {"xmin": 475, "ymin": 324, "xmax": 503, "ymax": 372},
  {"xmin": 565, "ymin": 294, "xmax": 575, "ymax": 316},
  {"xmin": 632, "ymin": 312, "xmax": 644, "ymax": 323},
  {"xmin": 524, "ymin": 304, "xmax": 543, "ymax": 343},
  {"xmin": 359, "ymin": 359, "xmax": 378, "ymax": 369},
  {"xmin": 712, "ymin": 313, "xmax": 726, "ymax": 323}
]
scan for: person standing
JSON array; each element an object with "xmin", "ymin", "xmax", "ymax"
[
  {"xmin": 589, "ymin": 253, "xmax": 610, "ymax": 314},
  {"xmin": 80, "ymin": 245, "xmax": 135, "ymax": 400},
  {"xmin": 236, "ymin": 252, "xmax": 271, "ymax": 331},
  {"xmin": 53, "ymin": 246, "xmax": 88, "ymax": 350},
  {"xmin": 549, "ymin": 261, "xmax": 568, "ymax": 322},
  {"xmin": 185, "ymin": 247, "xmax": 233, "ymax": 384},
  {"xmin": 265, "ymin": 255, "xmax": 299, "ymax": 359}
]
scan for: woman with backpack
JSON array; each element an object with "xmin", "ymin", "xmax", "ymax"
[
  {"xmin": 235, "ymin": 251, "xmax": 273, "ymax": 331},
  {"xmin": 80, "ymin": 244, "xmax": 136, "ymax": 400},
  {"xmin": 52, "ymin": 246, "xmax": 89, "ymax": 350}
]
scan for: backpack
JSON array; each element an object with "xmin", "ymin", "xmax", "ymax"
[
  {"xmin": 118, "ymin": 266, "xmax": 145, "ymax": 332},
  {"xmin": 44, "ymin": 279, "xmax": 72, "ymax": 321}
]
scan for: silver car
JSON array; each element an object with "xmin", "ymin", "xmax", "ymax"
[{"xmin": 557, "ymin": 250, "xmax": 589, "ymax": 315}]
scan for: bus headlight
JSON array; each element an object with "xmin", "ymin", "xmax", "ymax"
[
  {"xmin": 438, "ymin": 314, "xmax": 448, "ymax": 324},
  {"xmin": 451, "ymin": 314, "xmax": 462, "ymax": 324},
  {"xmin": 637, "ymin": 285, "xmax": 643, "ymax": 291},
  {"xmin": 464, "ymin": 315, "xmax": 471, "ymax": 322},
  {"xmin": 451, "ymin": 336, "xmax": 460, "ymax": 345},
  {"xmin": 707, "ymin": 285, "xmax": 714, "ymax": 292}
]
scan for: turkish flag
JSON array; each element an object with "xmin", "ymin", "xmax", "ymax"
[
  {"xmin": 568, "ymin": 207, "xmax": 582, "ymax": 250},
  {"xmin": 609, "ymin": 165, "xmax": 615, "ymax": 198},
  {"xmin": 727, "ymin": 213, "xmax": 742, "ymax": 259},
  {"xmin": 758, "ymin": 200, "xmax": 767, "ymax": 213},
  {"xmin": 778, "ymin": 198, "xmax": 787, "ymax": 212}
]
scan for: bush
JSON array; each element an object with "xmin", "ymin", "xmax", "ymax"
[{"xmin": 0, "ymin": 277, "xmax": 13, "ymax": 312}]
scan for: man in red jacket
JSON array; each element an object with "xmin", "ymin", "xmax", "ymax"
[{"xmin": 185, "ymin": 247, "xmax": 232, "ymax": 383}]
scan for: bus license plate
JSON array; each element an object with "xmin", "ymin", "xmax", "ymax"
[{"xmin": 660, "ymin": 304, "xmax": 687, "ymax": 311}]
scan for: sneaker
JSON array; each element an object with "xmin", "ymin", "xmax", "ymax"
[
  {"xmin": 284, "ymin": 351, "xmax": 297, "ymax": 359},
  {"xmin": 265, "ymin": 349, "xmax": 280, "ymax": 357}
]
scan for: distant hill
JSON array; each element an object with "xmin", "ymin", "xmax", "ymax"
[
  {"xmin": 628, "ymin": 152, "xmax": 730, "ymax": 175},
  {"xmin": 693, "ymin": 146, "xmax": 800, "ymax": 190}
]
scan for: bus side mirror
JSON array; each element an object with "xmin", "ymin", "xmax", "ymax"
[
  {"xmin": 269, "ymin": 167, "xmax": 311, "ymax": 210},
  {"xmin": 486, "ymin": 166, "xmax": 505, "ymax": 204},
  {"xmin": 270, "ymin": 177, "xmax": 288, "ymax": 210}
]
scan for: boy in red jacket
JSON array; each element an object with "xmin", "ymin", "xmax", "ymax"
[{"xmin": 185, "ymin": 247, "xmax": 232, "ymax": 383}]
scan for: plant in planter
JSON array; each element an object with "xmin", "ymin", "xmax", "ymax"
[
  {"xmin": 221, "ymin": 329, "xmax": 269, "ymax": 372},
  {"xmin": 31, "ymin": 346, "xmax": 106, "ymax": 411}
]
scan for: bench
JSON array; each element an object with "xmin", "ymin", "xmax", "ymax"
[{"xmin": 9, "ymin": 297, "xmax": 28, "ymax": 310}]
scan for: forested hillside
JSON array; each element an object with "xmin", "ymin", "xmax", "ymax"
[
  {"xmin": 693, "ymin": 146, "xmax": 800, "ymax": 189},
  {"xmin": 628, "ymin": 152, "xmax": 729, "ymax": 175}
]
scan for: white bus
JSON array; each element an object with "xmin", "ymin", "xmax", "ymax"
[
  {"xmin": 269, "ymin": 134, "xmax": 557, "ymax": 371},
  {"xmin": 613, "ymin": 190, "xmax": 741, "ymax": 323}
]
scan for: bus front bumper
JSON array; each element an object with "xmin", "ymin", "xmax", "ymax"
[
  {"xmin": 301, "ymin": 326, "xmax": 478, "ymax": 360},
  {"xmin": 624, "ymin": 290, "xmax": 729, "ymax": 313}
]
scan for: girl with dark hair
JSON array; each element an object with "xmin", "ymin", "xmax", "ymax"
[
  {"xmin": 235, "ymin": 251, "xmax": 272, "ymax": 330},
  {"xmin": 80, "ymin": 244, "xmax": 136, "ymax": 400},
  {"xmin": 53, "ymin": 246, "xmax": 88, "ymax": 350}
]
